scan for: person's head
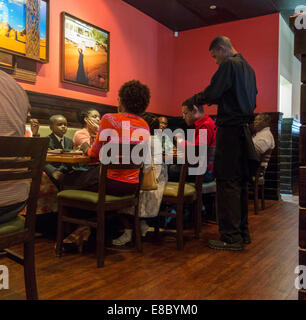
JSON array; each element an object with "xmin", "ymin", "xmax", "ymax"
[
  {"xmin": 49, "ymin": 115, "xmax": 68, "ymax": 138},
  {"xmin": 182, "ymin": 101, "xmax": 204, "ymax": 127},
  {"xmin": 141, "ymin": 113, "xmax": 160, "ymax": 135},
  {"xmin": 158, "ymin": 116, "xmax": 168, "ymax": 131},
  {"xmin": 253, "ymin": 113, "xmax": 271, "ymax": 133},
  {"xmin": 77, "ymin": 108, "xmax": 100, "ymax": 128},
  {"xmin": 118, "ymin": 80, "xmax": 150, "ymax": 115},
  {"xmin": 209, "ymin": 36, "xmax": 237, "ymax": 65}
]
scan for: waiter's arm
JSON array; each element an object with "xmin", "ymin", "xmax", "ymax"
[{"xmin": 183, "ymin": 60, "xmax": 233, "ymax": 106}]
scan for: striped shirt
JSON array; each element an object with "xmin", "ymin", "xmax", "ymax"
[
  {"xmin": 88, "ymin": 113, "xmax": 150, "ymax": 184},
  {"xmin": 0, "ymin": 70, "xmax": 31, "ymax": 207}
]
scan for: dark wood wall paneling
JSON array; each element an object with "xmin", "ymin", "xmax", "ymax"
[
  {"xmin": 261, "ymin": 112, "xmax": 282, "ymax": 201},
  {"xmin": 280, "ymin": 118, "xmax": 300, "ymax": 194},
  {"xmin": 290, "ymin": 15, "xmax": 306, "ymax": 300},
  {"xmin": 26, "ymin": 91, "xmax": 117, "ymax": 128}
]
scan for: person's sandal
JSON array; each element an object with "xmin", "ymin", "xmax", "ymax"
[{"xmin": 62, "ymin": 226, "xmax": 91, "ymax": 253}]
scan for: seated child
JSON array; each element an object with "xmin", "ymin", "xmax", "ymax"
[{"xmin": 44, "ymin": 115, "xmax": 74, "ymax": 187}]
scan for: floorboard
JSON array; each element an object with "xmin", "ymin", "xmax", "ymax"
[{"xmin": 0, "ymin": 197, "xmax": 299, "ymax": 300}]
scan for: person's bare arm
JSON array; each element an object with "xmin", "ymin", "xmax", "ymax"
[{"xmin": 30, "ymin": 118, "xmax": 40, "ymax": 137}]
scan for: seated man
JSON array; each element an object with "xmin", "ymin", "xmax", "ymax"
[
  {"xmin": 44, "ymin": 115, "xmax": 74, "ymax": 187},
  {"xmin": 158, "ymin": 115, "xmax": 174, "ymax": 153},
  {"xmin": 0, "ymin": 70, "xmax": 31, "ymax": 223},
  {"xmin": 170, "ymin": 101, "xmax": 217, "ymax": 183},
  {"xmin": 252, "ymin": 113, "xmax": 275, "ymax": 167}
]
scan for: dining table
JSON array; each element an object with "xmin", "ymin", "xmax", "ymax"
[{"xmin": 46, "ymin": 152, "xmax": 95, "ymax": 164}]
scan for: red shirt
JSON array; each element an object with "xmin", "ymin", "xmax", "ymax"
[{"xmin": 180, "ymin": 115, "xmax": 216, "ymax": 171}]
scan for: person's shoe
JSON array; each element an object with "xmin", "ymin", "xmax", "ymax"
[
  {"xmin": 140, "ymin": 220, "xmax": 150, "ymax": 237},
  {"xmin": 208, "ymin": 239, "xmax": 244, "ymax": 251},
  {"xmin": 112, "ymin": 229, "xmax": 132, "ymax": 246},
  {"xmin": 243, "ymin": 236, "xmax": 252, "ymax": 244}
]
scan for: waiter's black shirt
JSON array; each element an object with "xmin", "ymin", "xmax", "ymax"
[{"xmin": 184, "ymin": 53, "xmax": 257, "ymax": 127}]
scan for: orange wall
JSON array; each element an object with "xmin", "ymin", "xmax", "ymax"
[
  {"xmin": 173, "ymin": 13, "xmax": 280, "ymax": 116},
  {"xmin": 19, "ymin": 0, "xmax": 176, "ymax": 115}
]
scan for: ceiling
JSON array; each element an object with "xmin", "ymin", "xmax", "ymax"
[{"xmin": 122, "ymin": 0, "xmax": 306, "ymax": 31}]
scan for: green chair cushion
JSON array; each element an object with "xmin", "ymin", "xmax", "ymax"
[
  {"xmin": 163, "ymin": 182, "xmax": 196, "ymax": 197},
  {"xmin": 57, "ymin": 190, "xmax": 135, "ymax": 204},
  {"xmin": 0, "ymin": 215, "xmax": 25, "ymax": 236}
]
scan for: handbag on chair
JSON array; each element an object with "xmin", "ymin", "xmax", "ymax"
[{"xmin": 140, "ymin": 157, "xmax": 158, "ymax": 191}]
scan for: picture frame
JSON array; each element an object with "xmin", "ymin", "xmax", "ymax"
[
  {"xmin": 0, "ymin": 0, "xmax": 49, "ymax": 63},
  {"xmin": 61, "ymin": 12, "xmax": 110, "ymax": 91}
]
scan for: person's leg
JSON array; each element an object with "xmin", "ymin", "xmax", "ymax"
[
  {"xmin": 216, "ymin": 178, "xmax": 243, "ymax": 244},
  {"xmin": 203, "ymin": 170, "xmax": 214, "ymax": 183},
  {"xmin": 240, "ymin": 180, "xmax": 250, "ymax": 243},
  {"xmin": 112, "ymin": 214, "xmax": 133, "ymax": 246},
  {"xmin": 0, "ymin": 201, "xmax": 27, "ymax": 224},
  {"xmin": 106, "ymin": 178, "xmax": 138, "ymax": 246},
  {"xmin": 61, "ymin": 165, "xmax": 100, "ymax": 191},
  {"xmin": 208, "ymin": 127, "xmax": 244, "ymax": 250}
]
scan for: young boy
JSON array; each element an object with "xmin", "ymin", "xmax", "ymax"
[{"xmin": 45, "ymin": 115, "xmax": 74, "ymax": 187}]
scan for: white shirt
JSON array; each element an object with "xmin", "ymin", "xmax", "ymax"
[
  {"xmin": 0, "ymin": 70, "xmax": 31, "ymax": 207},
  {"xmin": 252, "ymin": 127, "xmax": 275, "ymax": 156}
]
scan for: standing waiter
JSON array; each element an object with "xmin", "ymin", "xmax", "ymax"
[{"xmin": 183, "ymin": 36, "xmax": 258, "ymax": 251}]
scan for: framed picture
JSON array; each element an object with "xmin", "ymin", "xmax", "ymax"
[
  {"xmin": 61, "ymin": 12, "xmax": 110, "ymax": 91},
  {"xmin": 0, "ymin": 0, "xmax": 49, "ymax": 62}
]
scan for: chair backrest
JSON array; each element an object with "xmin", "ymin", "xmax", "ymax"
[
  {"xmin": 173, "ymin": 149, "xmax": 205, "ymax": 200},
  {"xmin": 96, "ymin": 143, "xmax": 144, "ymax": 208},
  {"xmin": 0, "ymin": 137, "xmax": 49, "ymax": 234}
]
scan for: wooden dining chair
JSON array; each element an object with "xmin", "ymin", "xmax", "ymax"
[
  {"xmin": 253, "ymin": 148, "xmax": 273, "ymax": 214},
  {"xmin": 0, "ymin": 136, "xmax": 49, "ymax": 300},
  {"xmin": 155, "ymin": 161, "xmax": 204, "ymax": 250},
  {"xmin": 55, "ymin": 144, "xmax": 144, "ymax": 268}
]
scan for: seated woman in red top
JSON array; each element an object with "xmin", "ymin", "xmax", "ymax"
[
  {"xmin": 73, "ymin": 108, "xmax": 101, "ymax": 149},
  {"xmin": 60, "ymin": 80, "xmax": 150, "ymax": 250},
  {"xmin": 63, "ymin": 80, "xmax": 150, "ymax": 194}
]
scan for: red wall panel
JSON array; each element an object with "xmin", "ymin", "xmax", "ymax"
[{"xmin": 172, "ymin": 13, "xmax": 280, "ymax": 117}]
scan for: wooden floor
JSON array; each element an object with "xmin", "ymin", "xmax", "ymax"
[{"xmin": 0, "ymin": 197, "xmax": 299, "ymax": 300}]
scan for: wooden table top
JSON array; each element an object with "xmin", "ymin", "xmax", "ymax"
[{"xmin": 46, "ymin": 154, "xmax": 95, "ymax": 164}]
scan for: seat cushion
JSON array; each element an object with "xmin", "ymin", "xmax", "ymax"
[
  {"xmin": 0, "ymin": 216, "xmax": 25, "ymax": 236},
  {"xmin": 163, "ymin": 182, "xmax": 196, "ymax": 198},
  {"xmin": 57, "ymin": 190, "xmax": 135, "ymax": 204}
]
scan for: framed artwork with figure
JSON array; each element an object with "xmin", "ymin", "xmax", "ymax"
[{"xmin": 61, "ymin": 12, "xmax": 110, "ymax": 91}]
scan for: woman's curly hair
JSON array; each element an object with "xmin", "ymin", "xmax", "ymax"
[
  {"xmin": 77, "ymin": 108, "xmax": 99, "ymax": 127},
  {"xmin": 118, "ymin": 80, "xmax": 150, "ymax": 115}
]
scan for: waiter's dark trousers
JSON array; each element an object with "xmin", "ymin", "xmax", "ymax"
[{"xmin": 214, "ymin": 126, "xmax": 250, "ymax": 243}]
